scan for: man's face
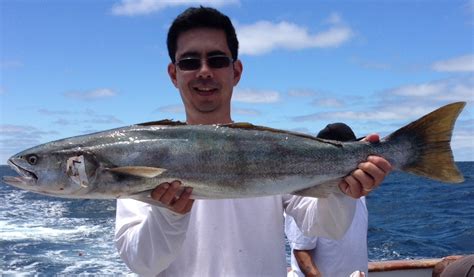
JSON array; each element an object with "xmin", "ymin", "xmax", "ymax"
[{"xmin": 168, "ymin": 28, "xmax": 242, "ymax": 123}]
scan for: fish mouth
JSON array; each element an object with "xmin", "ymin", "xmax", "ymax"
[{"xmin": 2, "ymin": 159, "xmax": 38, "ymax": 186}]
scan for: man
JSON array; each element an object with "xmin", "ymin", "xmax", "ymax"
[
  {"xmin": 286, "ymin": 124, "xmax": 369, "ymax": 277},
  {"xmin": 286, "ymin": 198, "xmax": 368, "ymax": 277},
  {"xmin": 115, "ymin": 7, "xmax": 391, "ymax": 276}
]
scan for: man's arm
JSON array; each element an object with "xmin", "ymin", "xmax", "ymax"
[
  {"xmin": 114, "ymin": 181, "xmax": 193, "ymax": 275},
  {"xmin": 293, "ymin": 249, "xmax": 322, "ymax": 277}
]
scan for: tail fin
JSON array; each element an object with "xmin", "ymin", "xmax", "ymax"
[{"xmin": 386, "ymin": 102, "xmax": 466, "ymax": 183}]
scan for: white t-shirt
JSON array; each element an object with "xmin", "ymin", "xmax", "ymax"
[
  {"xmin": 286, "ymin": 197, "xmax": 368, "ymax": 277},
  {"xmin": 115, "ymin": 193, "xmax": 357, "ymax": 277}
]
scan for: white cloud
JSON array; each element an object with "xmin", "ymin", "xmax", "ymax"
[
  {"xmin": 312, "ymin": 98, "xmax": 345, "ymax": 108},
  {"xmin": 0, "ymin": 124, "xmax": 58, "ymax": 137},
  {"xmin": 386, "ymin": 77, "xmax": 474, "ymax": 102},
  {"xmin": 351, "ymin": 56, "xmax": 391, "ymax": 70},
  {"xmin": 238, "ymin": 19, "xmax": 354, "ymax": 55},
  {"xmin": 288, "ymin": 89, "xmax": 318, "ymax": 98},
  {"xmin": 325, "ymin": 12, "xmax": 343, "ymax": 25},
  {"xmin": 38, "ymin": 108, "xmax": 72, "ymax": 116},
  {"xmin": 289, "ymin": 76, "xmax": 473, "ymax": 160},
  {"xmin": 0, "ymin": 60, "xmax": 23, "ymax": 69},
  {"xmin": 52, "ymin": 119, "xmax": 75, "ymax": 126},
  {"xmin": 390, "ymin": 83, "xmax": 445, "ymax": 97},
  {"xmin": 111, "ymin": 0, "xmax": 239, "ymax": 16},
  {"xmin": 292, "ymin": 108, "xmax": 413, "ymax": 122},
  {"xmin": 233, "ymin": 88, "xmax": 280, "ymax": 103},
  {"xmin": 293, "ymin": 76, "xmax": 474, "ymax": 123},
  {"xmin": 288, "ymin": 89, "xmax": 345, "ymax": 108},
  {"xmin": 156, "ymin": 104, "xmax": 185, "ymax": 114},
  {"xmin": 432, "ymin": 54, "xmax": 474, "ymax": 72},
  {"xmin": 64, "ymin": 88, "xmax": 117, "ymax": 101},
  {"xmin": 52, "ymin": 116, "xmax": 122, "ymax": 126},
  {"xmin": 466, "ymin": 0, "xmax": 474, "ymax": 13},
  {"xmin": 0, "ymin": 124, "xmax": 34, "ymax": 136},
  {"xmin": 452, "ymin": 130, "xmax": 474, "ymax": 161},
  {"xmin": 81, "ymin": 109, "xmax": 123, "ymax": 124},
  {"xmin": 85, "ymin": 115, "xmax": 123, "ymax": 125},
  {"xmin": 37, "ymin": 108, "xmax": 123, "ymax": 125},
  {"xmin": 233, "ymin": 107, "xmax": 260, "ymax": 116}
]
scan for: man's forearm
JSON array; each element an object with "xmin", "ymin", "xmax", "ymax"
[
  {"xmin": 293, "ymin": 249, "xmax": 321, "ymax": 277},
  {"xmin": 115, "ymin": 199, "xmax": 191, "ymax": 275}
]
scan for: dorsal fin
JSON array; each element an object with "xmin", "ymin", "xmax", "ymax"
[{"xmin": 136, "ymin": 119, "xmax": 187, "ymax": 127}]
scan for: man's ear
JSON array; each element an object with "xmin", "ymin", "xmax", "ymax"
[
  {"xmin": 168, "ymin": 63, "xmax": 178, "ymax": 88},
  {"xmin": 232, "ymin": 59, "xmax": 243, "ymax": 86}
]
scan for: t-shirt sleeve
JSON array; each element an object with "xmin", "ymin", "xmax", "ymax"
[
  {"xmin": 283, "ymin": 193, "xmax": 356, "ymax": 240},
  {"xmin": 285, "ymin": 214, "xmax": 318, "ymax": 250},
  {"xmin": 114, "ymin": 198, "xmax": 191, "ymax": 275}
]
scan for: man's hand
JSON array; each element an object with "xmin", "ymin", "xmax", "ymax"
[
  {"xmin": 339, "ymin": 134, "xmax": 392, "ymax": 198},
  {"xmin": 151, "ymin": 180, "xmax": 194, "ymax": 214}
]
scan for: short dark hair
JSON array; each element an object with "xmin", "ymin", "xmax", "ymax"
[{"xmin": 167, "ymin": 6, "xmax": 239, "ymax": 63}]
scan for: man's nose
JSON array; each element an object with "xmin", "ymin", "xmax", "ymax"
[{"xmin": 196, "ymin": 60, "xmax": 213, "ymax": 79}]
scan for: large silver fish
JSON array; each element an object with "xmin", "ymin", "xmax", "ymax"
[{"xmin": 2, "ymin": 102, "xmax": 465, "ymax": 203}]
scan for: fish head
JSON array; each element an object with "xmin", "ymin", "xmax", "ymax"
[{"xmin": 3, "ymin": 145, "xmax": 100, "ymax": 197}]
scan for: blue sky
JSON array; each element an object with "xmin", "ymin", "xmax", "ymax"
[{"xmin": 1, "ymin": 0, "xmax": 473, "ymax": 162}]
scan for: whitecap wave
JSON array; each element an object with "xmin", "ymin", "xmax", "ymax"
[{"xmin": 0, "ymin": 221, "xmax": 102, "ymax": 241}]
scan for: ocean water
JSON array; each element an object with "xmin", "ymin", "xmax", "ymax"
[
  {"xmin": 367, "ymin": 162, "xmax": 474, "ymax": 260},
  {"xmin": 1, "ymin": 162, "xmax": 473, "ymax": 275}
]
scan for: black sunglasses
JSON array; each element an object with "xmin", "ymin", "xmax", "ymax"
[{"xmin": 175, "ymin": 55, "xmax": 234, "ymax": 71}]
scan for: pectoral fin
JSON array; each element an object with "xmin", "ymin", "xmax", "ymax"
[{"xmin": 107, "ymin": 166, "xmax": 167, "ymax": 178}]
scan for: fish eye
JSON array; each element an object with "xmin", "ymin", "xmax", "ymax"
[{"xmin": 27, "ymin": 155, "xmax": 39, "ymax": 165}]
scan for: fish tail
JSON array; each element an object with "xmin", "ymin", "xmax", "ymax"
[{"xmin": 386, "ymin": 102, "xmax": 466, "ymax": 183}]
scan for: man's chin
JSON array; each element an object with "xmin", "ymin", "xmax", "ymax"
[
  {"xmin": 195, "ymin": 90, "xmax": 217, "ymax": 97},
  {"xmin": 196, "ymin": 103, "xmax": 218, "ymax": 113}
]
